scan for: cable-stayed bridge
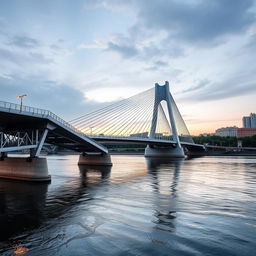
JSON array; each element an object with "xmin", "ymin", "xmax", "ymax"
[
  {"xmin": 70, "ymin": 82, "xmax": 204, "ymax": 153},
  {"xmin": 0, "ymin": 81, "xmax": 205, "ymax": 181}
]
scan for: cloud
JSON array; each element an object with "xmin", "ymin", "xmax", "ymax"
[
  {"xmin": 0, "ymin": 31, "xmax": 55, "ymax": 70},
  {"xmin": 137, "ymin": 0, "xmax": 255, "ymax": 45},
  {"xmin": 100, "ymin": 0, "xmax": 256, "ymax": 64},
  {"xmin": 29, "ymin": 52, "xmax": 53, "ymax": 64},
  {"xmin": 78, "ymin": 40, "xmax": 106, "ymax": 49},
  {"xmin": 0, "ymin": 30, "xmax": 73, "ymax": 81},
  {"xmin": 8, "ymin": 35, "xmax": 39, "ymax": 48},
  {"xmin": 196, "ymin": 81, "xmax": 256, "ymax": 101},
  {"xmin": 105, "ymin": 33, "xmax": 184, "ymax": 61},
  {"xmin": 0, "ymin": 75, "xmax": 106, "ymax": 119},
  {"xmin": 155, "ymin": 60, "xmax": 168, "ymax": 66},
  {"xmin": 94, "ymin": 0, "xmax": 255, "ymax": 64},
  {"xmin": 50, "ymin": 43, "xmax": 72, "ymax": 56},
  {"xmin": 144, "ymin": 60, "xmax": 169, "ymax": 71},
  {"xmin": 245, "ymin": 33, "xmax": 256, "ymax": 48},
  {"xmin": 89, "ymin": 0, "xmax": 255, "ymax": 46},
  {"xmin": 181, "ymin": 72, "xmax": 256, "ymax": 101},
  {"xmin": 178, "ymin": 80, "xmax": 210, "ymax": 94},
  {"xmin": 107, "ymin": 41, "xmax": 138, "ymax": 58},
  {"xmin": 84, "ymin": 0, "xmax": 136, "ymax": 13},
  {"xmin": 0, "ymin": 47, "xmax": 53, "ymax": 65}
]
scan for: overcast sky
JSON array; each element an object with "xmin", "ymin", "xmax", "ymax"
[{"xmin": 0, "ymin": 0, "xmax": 256, "ymax": 135}]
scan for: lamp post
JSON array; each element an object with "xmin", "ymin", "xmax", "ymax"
[
  {"xmin": 16, "ymin": 94, "xmax": 27, "ymax": 112},
  {"xmin": 90, "ymin": 126, "xmax": 94, "ymax": 136}
]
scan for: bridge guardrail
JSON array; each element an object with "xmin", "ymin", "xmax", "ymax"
[{"xmin": 0, "ymin": 101, "xmax": 85, "ymax": 137}]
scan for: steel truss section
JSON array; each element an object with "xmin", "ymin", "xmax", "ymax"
[{"xmin": 0, "ymin": 130, "xmax": 40, "ymax": 152}]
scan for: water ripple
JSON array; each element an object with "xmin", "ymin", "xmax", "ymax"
[{"xmin": 0, "ymin": 155, "xmax": 256, "ymax": 255}]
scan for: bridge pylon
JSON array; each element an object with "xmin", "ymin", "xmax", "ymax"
[{"xmin": 145, "ymin": 81, "xmax": 185, "ymax": 158}]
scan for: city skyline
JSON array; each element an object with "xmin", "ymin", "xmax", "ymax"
[{"xmin": 0, "ymin": 0, "xmax": 256, "ymax": 135}]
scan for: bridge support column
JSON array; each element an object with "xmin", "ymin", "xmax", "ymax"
[
  {"xmin": 0, "ymin": 157, "xmax": 51, "ymax": 182},
  {"xmin": 145, "ymin": 81, "xmax": 185, "ymax": 158},
  {"xmin": 145, "ymin": 145, "xmax": 185, "ymax": 158},
  {"xmin": 0, "ymin": 152, "xmax": 7, "ymax": 160},
  {"xmin": 78, "ymin": 153, "xmax": 112, "ymax": 166},
  {"xmin": 0, "ymin": 126, "xmax": 53, "ymax": 182}
]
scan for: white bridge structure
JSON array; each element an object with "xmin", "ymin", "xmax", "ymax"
[{"xmin": 0, "ymin": 81, "xmax": 205, "ymax": 181}]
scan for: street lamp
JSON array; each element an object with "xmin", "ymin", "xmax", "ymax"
[
  {"xmin": 90, "ymin": 126, "xmax": 94, "ymax": 136},
  {"xmin": 16, "ymin": 94, "xmax": 27, "ymax": 112}
]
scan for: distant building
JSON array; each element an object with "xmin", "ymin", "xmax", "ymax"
[
  {"xmin": 237, "ymin": 128, "xmax": 256, "ymax": 138},
  {"xmin": 251, "ymin": 114, "xmax": 256, "ymax": 128},
  {"xmin": 215, "ymin": 126, "xmax": 237, "ymax": 137},
  {"xmin": 243, "ymin": 116, "xmax": 251, "ymax": 128},
  {"xmin": 242, "ymin": 113, "xmax": 256, "ymax": 128}
]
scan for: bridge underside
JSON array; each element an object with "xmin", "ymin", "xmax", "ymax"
[
  {"xmin": 91, "ymin": 136, "xmax": 206, "ymax": 153},
  {"xmin": 0, "ymin": 108, "xmax": 110, "ymax": 182},
  {"xmin": 0, "ymin": 111, "xmax": 106, "ymax": 153}
]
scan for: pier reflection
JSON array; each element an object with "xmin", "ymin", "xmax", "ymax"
[
  {"xmin": 146, "ymin": 158, "xmax": 183, "ymax": 234},
  {"xmin": 79, "ymin": 165, "xmax": 111, "ymax": 185},
  {"xmin": 0, "ymin": 165, "xmax": 112, "ymax": 244},
  {"xmin": 0, "ymin": 180, "xmax": 49, "ymax": 240},
  {"xmin": 146, "ymin": 158, "xmax": 183, "ymax": 193}
]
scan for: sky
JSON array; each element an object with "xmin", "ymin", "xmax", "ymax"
[{"xmin": 0, "ymin": 0, "xmax": 256, "ymax": 135}]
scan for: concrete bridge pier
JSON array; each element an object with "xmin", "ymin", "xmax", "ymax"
[
  {"xmin": 0, "ymin": 157, "xmax": 51, "ymax": 182},
  {"xmin": 145, "ymin": 145, "xmax": 185, "ymax": 158},
  {"xmin": 0, "ymin": 152, "xmax": 7, "ymax": 161},
  {"xmin": 0, "ymin": 127, "xmax": 52, "ymax": 182},
  {"xmin": 78, "ymin": 152, "xmax": 112, "ymax": 166}
]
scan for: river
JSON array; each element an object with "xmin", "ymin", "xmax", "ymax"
[{"xmin": 0, "ymin": 155, "xmax": 255, "ymax": 255}]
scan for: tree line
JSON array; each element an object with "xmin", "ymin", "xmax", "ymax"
[{"xmin": 193, "ymin": 135, "xmax": 256, "ymax": 147}]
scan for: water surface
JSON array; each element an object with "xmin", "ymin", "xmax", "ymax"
[{"xmin": 0, "ymin": 155, "xmax": 255, "ymax": 255}]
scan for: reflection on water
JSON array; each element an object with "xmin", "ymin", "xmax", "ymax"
[
  {"xmin": 0, "ymin": 181, "xmax": 48, "ymax": 240},
  {"xmin": 79, "ymin": 165, "xmax": 112, "ymax": 184},
  {"xmin": 146, "ymin": 158, "xmax": 182, "ymax": 234},
  {"xmin": 0, "ymin": 155, "xmax": 256, "ymax": 256}
]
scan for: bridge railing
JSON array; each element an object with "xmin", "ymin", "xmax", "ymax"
[
  {"xmin": 0, "ymin": 101, "xmax": 85, "ymax": 137},
  {"xmin": 90, "ymin": 134, "xmax": 175, "ymax": 143}
]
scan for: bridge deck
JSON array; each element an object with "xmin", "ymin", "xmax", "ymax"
[
  {"xmin": 0, "ymin": 101, "xmax": 108, "ymax": 154},
  {"xmin": 90, "ymin": 135, "xmax": 205, "ymax": 151}
]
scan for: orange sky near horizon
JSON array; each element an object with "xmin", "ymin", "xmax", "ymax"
[{"xmin": 177, "ymin": 93, "xmax": 255, "ymax": 136}]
